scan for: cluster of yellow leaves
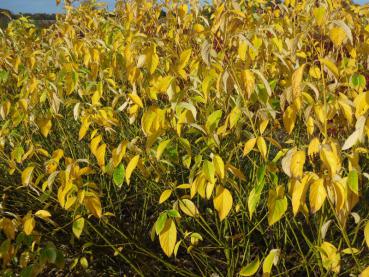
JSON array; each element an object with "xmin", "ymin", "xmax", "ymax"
[{"xmin": 2, "ymin": 0, "xmax": 369, "ymax": 275}]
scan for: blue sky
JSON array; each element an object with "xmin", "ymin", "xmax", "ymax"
[
  {"xmin": 0, "ymin": 0, "xmax": 368, "ymax": 14},
  {"xmin": 0, "ymin": 0, "xmax": 116, "ymax": 13}
]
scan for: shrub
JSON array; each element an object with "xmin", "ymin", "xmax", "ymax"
[{"xmin": 1, "ymin": 0, "xmax": 369, "ymax": 275}]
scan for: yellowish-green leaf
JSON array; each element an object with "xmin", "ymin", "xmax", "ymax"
[
  {"xmin": 240, "ymin": 257, "xmax": 260, "ymax": 276},
  {"xmin": 263, "ymin": 249, "xmax": 280, "ymax": 276},
  {"xmin": 22, "ymin": 166, "xmax": 35, "ymax": 186},
  {"xmin": 159, "ymin": 189, "xmax": 172, "ymax": 204},
  {"xmin": 319, "ymin": 241, "xmax": 340, "ymax": 273},
  {"xmin": 156, "ymin": 139, "xmax": 171, "ymax": 160},
  {"xmin": 256, "ymin": 136, "xmax": 267, "ymax": 159},
  {"xmin": 73, "ymin": 217, "xmax": 85, "ymax": 239},
  {"xmin": 203, "ymin": 160, "xmax": 215, "ymax": 184},
  {"xmin": 38, "ymin": 118, "xmax": 52, "ymax": 138},
  {"xmin": 243, "ymin": 138, "xmax": 257, "ymax": 156},
  {"xmin": 126, "ymin": 155, "xmax": 140, "ymax": 185},
  {"xmin": 179, "ymin": 199, "xmax": 199, "ymax": 217},
  {"xmin": 267, "ymin": 185, "xmax": 288, "ymax": 226}
]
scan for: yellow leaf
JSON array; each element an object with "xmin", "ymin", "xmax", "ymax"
[
  {"xmin": 321, "ymin": 147, "xmax": 340, "ymax": 177},
  {"xmin": 79, "ymin": 117, "xmax": 91, "ymax": 141},
  {"xmin": 306, "ymin": 116, "xmax": 315, "ymax": 135},
  {"xmin": 34, "ymin": 210, "xmax": 51, "ymax": 219},
  {"xmin": 159, "ymin": 218, "xmax": 177, "ymax": 257},
  {"xmin": 213, "ymin": 155, "xmax": 225, "ymax": 180},
  {"xmin": 213, "ymin": 186, "xmax": 233, "ymax": 221},
  {"xmin": 309, "ymin": 66, "xmax": 321, "ymax": 79},
  {"xmin": 128, "ymin": 93, "xmax": 144, "ymax": 108},
  {"xmin": 193, "ymin": 23, "xmax": 205, "ymax": 33},
  {"xmin": 310, "ymin": 178, "xmax": 327, "ymax": 213},
  {"xmin": 159, "ymin": 189, "xmax": 172, "ymax": 204},
  {"xmin": 283, "ymin": 105, "xmax": 297, "ymax": 134},
  {"xmin": 95, "ymin": 143, "xmax": 106, "ymax": 167},
  {"xmin": 330, "ymin": 27, "xmax": 346, "ymax": 47},
  {"xmin": 22, "ymin": 166, "xmax": 35, "ymax": 186},
  {"xmin": 354, "ymin": 91, "xmax": 369, "ymax": 118},
  {"xmin": 238, "ymin": 40, "xmax": 247, "ymax": 61},
  {"xmin": 90, "ymin": 135, "xmax": 102, "ymax": 156},
  {"xmin": 177, "ymin": 49, "xmax": 192, "ymax": 70},
  {"xmin": 319, "ymin": 58, "xmax": 339, "ymax": 78},
  {"xmin": 179, "ymin": 199, "xmax": 199, "ymax": 217},
  {"xmin": 308, "ymin": 137, "xmax": 320, "ymax": 157},
  {"xmin": 24, "ymin": 216, "xmax": 35, "ymax": 235},
  {"xmin": 112, "ymin": 141, "xmax": 128, "ymax": 167},
  {"xmin": 290, "ymin": 150, "xmax": 305, "ymax": 179},
  {"xmin": 259, "ymin": 119, "xmax": 269, "ymax": 135},
  {"xmin": 241, "ymin": 69, "xmax": 255, "ymax": 99},
  {"xmin": 292, "ymin": 175, "xmax": 311, "ymax": 216},
  {"xmin": 84, "ymin": 196, "xmax": 102, "ymax": 218},
  {"xmin": 126, "ymin": 155, "xmax": 140, "ymax": 185},
  {"xmin": 37, "ymin": 118, "xmax": 52, "ymax": 138},
  {"xmin": 332, "ymin": 181, "xmax": 345, "ymax": 213},
  {"xmin": 291, "ymin": 64, "xmax": 305, "ymax": 100},
  {"xmin": 243, "ymin": 138, "xmax": 257, "ymax": 156},
  {"xmin": 256, "ymin": 136, "xmax": 267, "ymax": 159}
]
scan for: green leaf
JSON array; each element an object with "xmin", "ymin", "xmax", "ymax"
[
  {"xmin": 248, "ymin": 177, "xmax": 265, "ymax": 219},
  {"xmin": 40, "ymin": 244, "xmax": 57, "ymax": 264},
  {"xmin": 347, "ymin": 170, "xmax": 358, "ymax": 195},
  {"xmin": 240, "ymin": 257, "xmax": 260, "ymax": 276},
  {"xmin": 167, "ymin": 209, "xmax": 181, "ymax": 218},
  {"xmin": 350, "ymin": 74, "xmax": 366, "ymax": 90},
  {"xmin": 155, "ymin": 213, "xmax": 167, "ymax": 234},
  {"xmin": 203, "ymin": 160, "xmax": 215, "ymax": 184},
  {"xmin": 113, "ymin": 163, "xmax": 125, "ymax": 187},
  {"xmin": 205, "ymin": 110, "xmax": 222, "ymax": 133}
]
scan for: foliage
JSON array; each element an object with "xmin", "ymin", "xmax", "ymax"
[{"xmin": 1, "ymin": 0, "xmax": 369, "ymax": 275}]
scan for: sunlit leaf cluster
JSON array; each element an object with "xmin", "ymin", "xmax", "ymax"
[{"xmin": 1, "ymin": 0, "xmax": 369, "ymax": 275}]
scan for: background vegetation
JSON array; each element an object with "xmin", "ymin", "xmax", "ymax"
[{"xmin": 1, "ymin": 0, "xmax": 369, "ymax": 276}]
